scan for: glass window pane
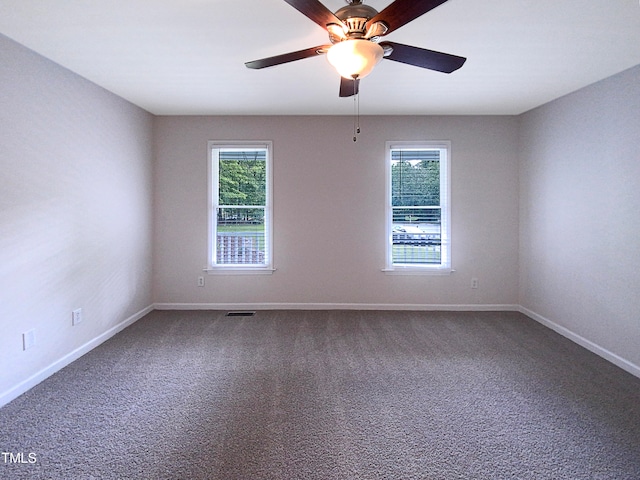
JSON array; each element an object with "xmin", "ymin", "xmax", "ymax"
[
  {"xmin": 216, "ymin": 207, "xmax": 266, "ymax": 265},
  {"xmin": 218, "ymin": 150, "xmax": 266, "ymax": 206},
  {"xmin": 392, "ymin": 207, "xmax": 441, "ymax": 264},
  {"xmin": 391, "ymin": 150, "xmax": 440, "ymax": 207}
]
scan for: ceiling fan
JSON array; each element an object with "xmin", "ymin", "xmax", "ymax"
[{"xmin": 245, "ymin": 0, "xmax": 466, "ymax": 97}]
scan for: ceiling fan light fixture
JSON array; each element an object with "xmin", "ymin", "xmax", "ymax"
[{"xmin": 326, "ymin": 39, "xmax": 384, "ymax": 79}]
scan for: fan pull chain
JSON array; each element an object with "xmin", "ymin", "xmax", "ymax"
[{"xmin": 353, "ymin": 76, "xmax": 360, "ymax": 142}]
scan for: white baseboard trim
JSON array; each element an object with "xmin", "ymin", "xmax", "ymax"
[
  {"xmin": 519, "ymin": 306, "xmax": 640, "ymax": 379},
  {"xmin": 0, "ymin": 304, "xmax": 154, "ymax": 409},
  {"xmin": 153, "ymin": 302, "xmax": 521, "ymax": 312}
]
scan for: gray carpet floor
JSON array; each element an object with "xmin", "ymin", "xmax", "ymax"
[{"xmin": 1, "ymin": 310, "xmax": 639, "ymax": 479}]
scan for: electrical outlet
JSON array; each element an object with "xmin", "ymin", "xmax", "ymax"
[
  {"xmin": 23, "ymin": 329, "xmax": 36, "ymax": 350},
  {"xmin": 197, "ymin": 276, "xmax": 205, "ymax": 287},
  {"xmin": 72, "ymin": 308, "xmax": 83, "ymax": 326},
  {"xmin": 471, "ymin": 278, "xmax": 479, "ymax": 289}
]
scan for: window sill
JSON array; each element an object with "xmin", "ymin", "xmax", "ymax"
[
  {"xmin": 382, "ymin": 267, "xmax": 452, "ymax": 276},
  {"xmin": 204, "ymin": 267, "xmax": 276, "ymax": 275}
]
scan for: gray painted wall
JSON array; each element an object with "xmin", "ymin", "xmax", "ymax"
[
  {"xmin": 519, "ymin": 62, "xmax": 640, "ymax": 368},
  {"xmin": 518, "ymin": 64, "xmax": 640, "ymax": 370},
  {"xmin": 152, "ymin": 115, "xmax": 520, "ymax": 308},
  {"xmin": 0, "ymin": 35, "xmax": 155, "ymax": 401}
]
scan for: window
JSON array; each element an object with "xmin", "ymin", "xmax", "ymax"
[
  {"xmin": 385, "ymin": 141, "xmax": 451, "ymax": 274},
  {"xmin": 207, "ymin": 141, "xmax": 273, "ymax": 273}
]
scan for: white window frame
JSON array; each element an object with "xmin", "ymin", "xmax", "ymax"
[
  {"xmin": 384, "ymin": 141, "xmax": 451, "ymax": 275},
  {"xmin": 205, "ymin": 141, "xmax": 274, "ymax": 275}
]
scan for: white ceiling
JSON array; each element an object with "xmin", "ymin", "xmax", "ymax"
[{"xmin": 1, "ymin": 0, "xmax": 640, "ymax": 116}]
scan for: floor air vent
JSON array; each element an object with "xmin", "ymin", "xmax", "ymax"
[{"xmin": 226, "ymin": 311, "xmax": 256, "ymax": 317}]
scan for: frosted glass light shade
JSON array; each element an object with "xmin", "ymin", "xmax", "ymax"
[{"xmin": 327, "ymin": 39, "xmax": 384, "ymax": 80}]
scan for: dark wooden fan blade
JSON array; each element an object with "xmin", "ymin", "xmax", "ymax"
[
  {"xmin": 283, "ymin": 0, "xmax": 343, "ymax": 30},
  {"xmin": 245, "ymin": 45, "xmax": 330, "ymax": 69},
  {"xmin": 339, "ymin": 77, "xmax": 360, "ymax": 97},
  {"xmin": 380, "ymin": 42, "xmax": 466, "ymax": 73},
  {"xmin": 369, "ymin": 0, "xmax": 448, "ymax": 35}
]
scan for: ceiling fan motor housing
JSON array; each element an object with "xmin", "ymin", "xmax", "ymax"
[{"xmin": 333, "ymin": 3, "xmax": 382, "ymax": 41}]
